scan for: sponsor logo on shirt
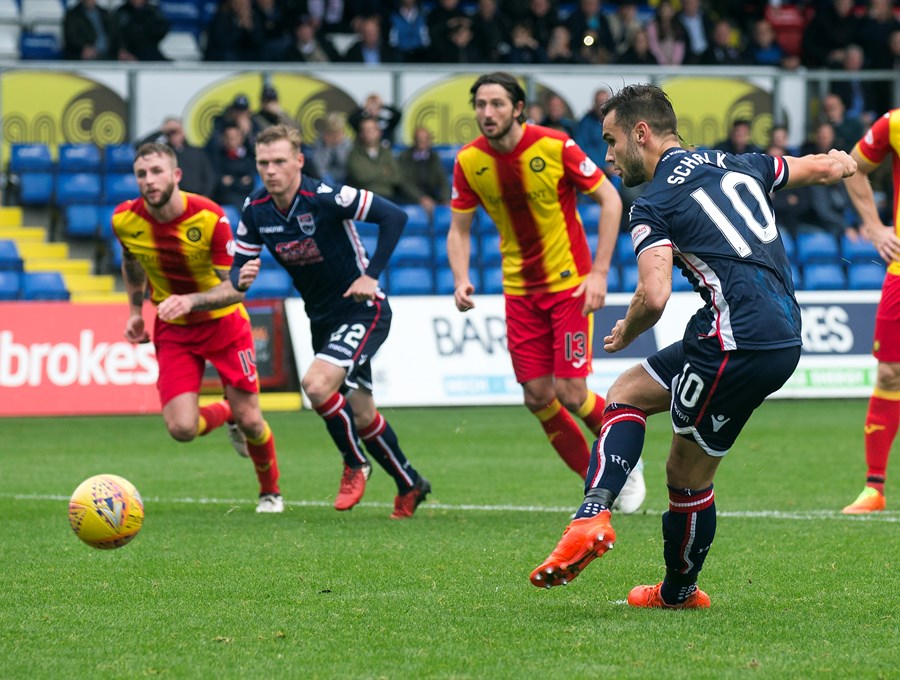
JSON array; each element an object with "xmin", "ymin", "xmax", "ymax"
[
  {"xmin": 631, "ymin": 224, "xmax": 652, "ymax": 249},
  {"xmin": 259, "ymin": 225, "xmax": 284, "ymax": 233}
]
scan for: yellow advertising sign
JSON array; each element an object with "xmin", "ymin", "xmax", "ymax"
[
  {"xmin": 0, "ymin": 71, "xmax": 128, "ymax": 160},
  {"xmin": 183, "ymin": 73, "xmax": 358, "ymax": 147},
  {"xmin": 661, "ymin": 77, "xmax": 773, "ymax": 150}
]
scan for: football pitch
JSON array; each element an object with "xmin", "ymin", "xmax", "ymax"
[{"xmin": 1, "ymin": 400, "xmax": 897, "ymax": 679}]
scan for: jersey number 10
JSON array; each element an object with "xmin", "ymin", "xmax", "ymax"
[{"xmin": 690, "ymin": 171, "xmax": 779, "ymax": 257}]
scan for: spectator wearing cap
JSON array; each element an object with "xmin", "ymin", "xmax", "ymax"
[
  {"xmin": 251, "ymin": 86, "xmax": 323, "ymax": 178},
  {"xmin": 206, "ymin": 93, "xmax": 260, "ymax": 156},
  {"xmin": 114, "ymin": 0, "xmax": 170, "ymax": 61},
  {"xmin": 204, "ymin": 0, "xmax": 264, "ymax": 61},
  {"xmin": 282, "ymin": 15, "xmax": 340, "ymax": 61},
  {"xmin": 139, "ymin": 116, "xmax": 215, "ymax": 197},
  {"xmin": 348, "ymin": 93, "xmax": 402, "ymax": 145}
]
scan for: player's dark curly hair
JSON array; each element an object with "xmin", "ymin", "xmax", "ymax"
[
  {"xmin": 600, "ymin": 84, "xmax": 678, "ymax": 138},
  {"xmin": 469, "ymin": 72, "xmax": 528, "ymax": 123}
]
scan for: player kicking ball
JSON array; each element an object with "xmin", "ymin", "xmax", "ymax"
[{"xmin": 530, "ymin": 84, "xmax": 857, "ymax": 608}]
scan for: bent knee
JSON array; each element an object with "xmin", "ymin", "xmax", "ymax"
[{"xmin": 167, "ymin": 424, "xmax": 197, "ymax": 443}]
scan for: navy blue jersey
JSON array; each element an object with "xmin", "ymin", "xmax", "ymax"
[
  {"xmin": 630, "ymin": 147, "xmax": 801, "ymax": 351},
  {"xmin": 231, "ymin": 175, "xmax": 407, "ymax": 322}
]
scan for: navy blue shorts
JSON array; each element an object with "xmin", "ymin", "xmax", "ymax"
[
  {"xmin": 310, "ymin": 297, "xmax": 392, "ymax": 392},
  {"xmin": 644, "ymin": 339, "xmax": 800, "ymax": 456}
]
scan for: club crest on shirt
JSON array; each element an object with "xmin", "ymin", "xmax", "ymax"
[
  {"xmin": 529, "ymin": 157, "xmax": 546, "ymax": 172},
  {"xmin": 296, "ymin": 212, "xmax": 316, "ymax": 235},
  {"xmin": 186, "ymin": 227, "xmax": 201, "ymax": 242}
]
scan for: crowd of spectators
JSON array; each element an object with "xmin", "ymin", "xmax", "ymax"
[{"xmin": 59, "ymin": 0, "xmax": 900, "ymax": 77}]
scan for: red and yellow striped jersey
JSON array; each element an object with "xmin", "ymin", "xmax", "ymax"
[
  {"xmin": 451, "ymin": 124, "xmax": 606, "ymax": 295},
  {"xmin": 855, "ymin": 109, "xmax": 900, "ymax": 275},
  {"xmin": 112, "ymin": 192, "xmax": 239, "ymax": 324}
]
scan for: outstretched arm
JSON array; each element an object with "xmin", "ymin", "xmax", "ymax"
[{"xmin": 783, "ymin": 149, "xmax": 856, "ymax": 189}]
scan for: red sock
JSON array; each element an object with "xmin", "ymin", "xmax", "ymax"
[
  {"xmin": 247, "ymin": 422, "xmax": 280, "ymax": 495},
  {"xmin": 198, "ymin": 400, "xmax": 232, "ymax": 436},
  {"xmin": 534, "ymin": 399, "xmax": 590, "ymax": 478},
  {"xmin": 575, "ymin": 391, "xmax": 606, "ymax": 437},
  {"xmin": 864, "ymin": 392, "xmax": 899, "ymax": 493}
]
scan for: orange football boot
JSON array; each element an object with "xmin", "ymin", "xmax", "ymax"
[
  {"xmin": 530, "ymin": 510, "xmax": 616, "ymax": 588},
  {"xmin": 627, "ymin": 582, "xmax": 711, "ymax": 609},
  {"xmin": 842, "ymin": 486, "xmax": 886, "ymax": 514}
]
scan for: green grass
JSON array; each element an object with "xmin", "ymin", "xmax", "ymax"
[{"xmin": 1, "ymin": 401, "xmax": 897, "ymax": 679}]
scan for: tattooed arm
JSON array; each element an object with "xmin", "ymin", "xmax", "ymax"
[
  {"xmin": 156, "ymin": 269, "xmax": 246, "ymax": 322},
  {"xmin": 121, "ymin": 248, "xmax": 151, "ymax": 343}
]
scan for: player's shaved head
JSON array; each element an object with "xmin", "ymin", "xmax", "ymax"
[{"xmin": 600, "ymin": 84, "xmax": 678, "ymax": 139}]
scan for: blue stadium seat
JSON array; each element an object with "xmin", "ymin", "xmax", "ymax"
[
  {"xmin": 360, "ymin": 234, "xmax": 378, "ymax": 257},
  {"xmin": 104, "ymin": 144, "xmax": 136, "ymax": 174},
  {"xmin": 104, "ymin": 173, "xmax": 139, "ymax": 204},
  {"xmin": 802, "ymin": 263, "xmax": 846, "ymax": 291},
  {"xmin": 672, "ymin": 272, "xmax": 694, "ymax": 292},
  {"xmin": 106, "ymin": 237, "xmax": 123, "ymax": 272},
  {"xmin": 474, "ymin": 206, "xmax": 495, "ymax": 234},
  {"xmin": 19, "ymin": 172, "xmax": 54, "ymax": 205},
  {"xmin": 222, "ymin": 204, "xmax": 241, "ymax": 233},
  {"xmin": 615, "ymin": 232, "xmax": 635, "ymax": 267},
  {"xmin": 0, "ymin": 239, "xmax": 23, "ymax": 271},
  {"xmin": 579, "ymin": 202, "xmax": 601, "ymax": 225},
  {"xmin": 19, "ymin": 31, "xmax": 62, "ymax": 60},
  {"xmin": 795, "ymin": 232, "xmax": 840, "ymax": 266},
  {"xmin": 98, "ymin": 204, "xmax": 117, "ymax": 239},
  {"xmin": 399, "ymin": 204, "xmax": 431, "ymax": 234},
  {"xmin": 479, "ymin": 233, "xmax": 502, "ymax": 266},
  {"xmin": 482, "ymin": 265, "xmax": 504, "ymax": 294},
  {"xmin": 20, "ymin": 271, "xmax": 70, "ymax": 300},
  {"xmin": 58, "ymin": 144, "xmax": 101, "ymax": 173},
  {"xmin": 56, "ymin": 173, "xmax": 102, "ymax": 205},
  {"xmin": 847, "ymin": 263, "xmax": 885, "ymax": 290},
  {"xmin": 245, "ymin": 268, "xmax": 293, "ymax": 299},
  {"xmin": 64, "ymin": 204, "xmax": 101, "ymax": 239},
  {"xmin": 606, "ymin": 265, "xmax": 621, "ymax": 293},
  {"xmin": 433, "ymin": 145, "xmax": 459, "ymax": 174},
  {"xmin": 389, "ymin": 266, "xmax": 434, "ymax": 295},
  {"xmin": 0, "ymin": 271, "xmax": 20, "ymax": 300},
  {"xmin": 392, "ymin": 235, "xmax": 432, "ymax": 265},
  {"xmin": 779, "ymin": 230, "xmax": 795, "ymax": 261},
  {"xmin": 435, "ymin": 267, "xmax": 456, "ymax": 294},
  {"xmin": 9, "ymin": 143, "xmax": 53, "ymax": 173},
  {"xmin": 841, "ymin": 234, "xmax": 880, "ymax": 264},
  {"xmin": 355, "ymin": 221, "xmax": 379, "ymax": 238},
  {"xmin": 432, "ymin": 204, "xmax": 452, "ymax": 234},
  {"xmin": 159, "ymin": 0, "xmax": 202, "ymax": 34},
  {"xmin": 622, "ymin": 265, "xmax": 639, "ymax": 291}
]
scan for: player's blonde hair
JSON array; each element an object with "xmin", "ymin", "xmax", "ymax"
[{"xmin": 256, "ymin": 125, "xmax": 303, "ymax": 153}]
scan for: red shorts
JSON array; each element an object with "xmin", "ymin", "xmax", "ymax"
[
  {"xmin": 505, "ymin": 288, "xmax": 593, "ymax": 383},
  {"xmin": 153, "ymin": 307, "xmax": 258, "ymax": 406},
  {"xmin": 874, "ymin": 272, "xmax": 900, "ymax": 362}
]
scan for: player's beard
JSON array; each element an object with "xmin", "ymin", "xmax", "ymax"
[
  {"xmin": 478, "ymin": 116, "xmax": 516, "ymax": 142},
  {"xmin": 142, "ymin": 182, "xmax": 174, "ymax": 209},
  {"xmin": 618, "ymin": 138, "xmax": 648, "ymax": 187}
]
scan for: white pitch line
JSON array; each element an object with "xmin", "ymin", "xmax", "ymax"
[{"xmin": 3, "ymin": 492, "xmax": 899, "ymax": 523}]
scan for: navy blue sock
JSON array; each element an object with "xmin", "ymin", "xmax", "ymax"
[
  {"xmin": 574, "ymin": 403, "xmax": 647, "ymax": 519},
  {"xmin": 660, "ymin": 484, "xmax": 716, "ymax": 604},
  {"xmin": 359, "ymin": 412, "xmax": 418, "ymax": 493},
  {"xmin": 313, "ymin": 392, "xmax": 368, "ymax": 468}
]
